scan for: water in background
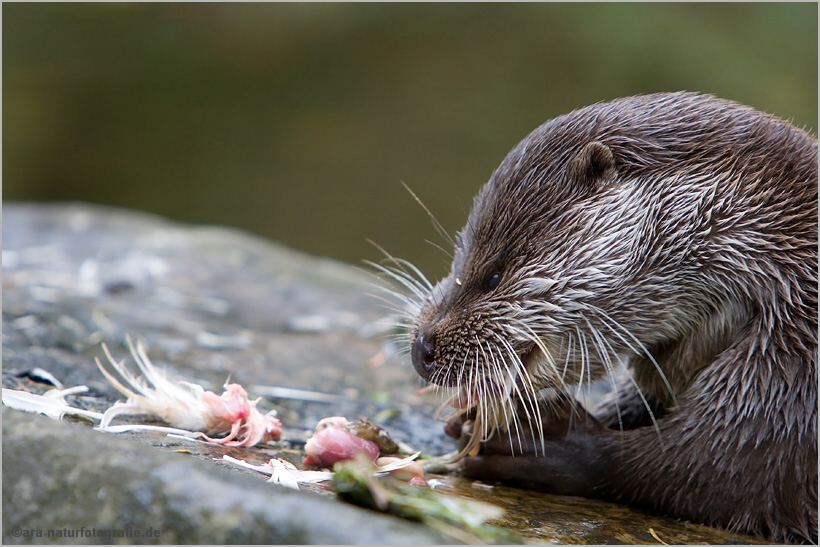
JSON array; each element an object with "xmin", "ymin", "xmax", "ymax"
[{"xmin": 5, "ymin": 3, "xmax": 817, "ymax": 282}]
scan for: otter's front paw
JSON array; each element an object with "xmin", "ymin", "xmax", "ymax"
[
  {"xmin": 447, "ymin": 395, "xmax": 604, "ymax": 457},
  {"xmin": 462, "ymin": 434, "xmax": 603, "ymax": 497},
  {"xmin": 455, "ymin": 397, "xmax": 605, "ymax": 496}
]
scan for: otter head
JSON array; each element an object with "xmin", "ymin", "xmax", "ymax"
[
  {"xmin": 408, "ymin": 97, "xmax": 742, "ymax": 437},
  {"xmin": 410, "ymin": 129, "xmax": 635, "ymax": 421}
]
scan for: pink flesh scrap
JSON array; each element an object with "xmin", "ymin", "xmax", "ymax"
[
  {"xmin": 302, "ymin": 418, "xmax": 380, "ymax": 467},
  {"xmin": 204, "ymin": 384, "xmax": 251, "ymax": 424},
  {"xmin": 407, "ymin": 476, "xmax": 429, "ymax": 487},
  {"xmin": 199, "ymin": 383, "xmax": 282, "ymax": 447}
]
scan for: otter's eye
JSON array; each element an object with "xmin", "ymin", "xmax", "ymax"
[{"xmin": 483, "ymin": 271, "xmax": 501, "ymax": 292}]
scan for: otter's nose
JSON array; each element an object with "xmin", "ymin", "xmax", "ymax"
[{"xmin": 411, "ymin": 332, "xmax": 437, "ymax": 380}]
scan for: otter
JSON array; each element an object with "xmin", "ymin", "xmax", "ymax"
[{"xmin": 406, "ymin": 92, "xmax": 817, "ymax": 543}]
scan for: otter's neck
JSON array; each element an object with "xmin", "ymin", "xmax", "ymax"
[{"xmin": 632, "ymin": 297, "xmax": 755, "ymax": 405}]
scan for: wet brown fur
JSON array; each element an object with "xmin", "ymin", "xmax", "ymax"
[{"xmin": 409, "ymin": 92, "xmax": 817, "ymax": 543}]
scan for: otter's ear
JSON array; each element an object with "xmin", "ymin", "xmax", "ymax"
[{"xmin": 568, "ymin": 141, "xmax": 616, "ymax": 189}]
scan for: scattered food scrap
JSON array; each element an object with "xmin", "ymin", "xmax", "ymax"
[
  {"xmin": 221, "ymin": 455, "xmax": 333, "ymax": 491},
  {"xmin": 303, "ymin": 416, "xmax": 380, "ymax": 467},
  {"xmin": 2, "ymin": 336, "xmax": 283, "ymax": 448},
  {"xmin": 221, "ymin": 451, "xmax": 422, "ymax": 491},
  {"xmin": 376, "ymin": 456, "xmax": 426, "ymax": 486},
  {"xmin": 2, "ymin": 385, "xmax": 103, "ymax": 422},
  {"xmin": 344, "ymin": 416, "xmax": 400, "ymax": 453},
  {"xmin": 95, "ymin": 335, "xmax": 282, "ymax": 447},
  {"xmin": 302, "ymin": 416, "xmax": 402, "ymax": 468}
]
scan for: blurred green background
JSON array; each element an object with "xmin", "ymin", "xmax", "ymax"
[{"xmin": 4, "ymin": 3, "xmax": 817, "ymax": 282}]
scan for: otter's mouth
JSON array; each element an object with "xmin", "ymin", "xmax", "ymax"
[{"xmin": 450, "ymin": 342, "xmax": 541, "ymax": 410}]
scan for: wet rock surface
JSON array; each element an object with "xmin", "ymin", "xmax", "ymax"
[
  {"xmin": 3, "ymin": 408, "xmax": 456, "ymax": 545},
  {"xmin": 2, "ymin": 202, "xmax": 765, "ymax": 544}
]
